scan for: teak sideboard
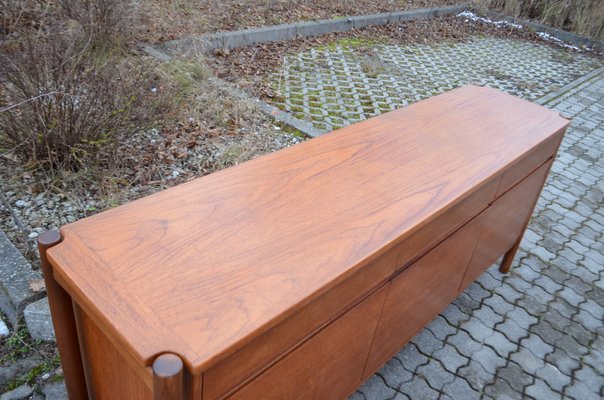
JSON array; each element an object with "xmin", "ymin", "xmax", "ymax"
[{"xmin": 39, "ymin": 85, "xmax": 569, "ymax": 400}]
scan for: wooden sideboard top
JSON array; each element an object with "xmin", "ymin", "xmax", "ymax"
[{"xmin": 47, "ymin": 85, "xmax": 568, "ymax": 373}]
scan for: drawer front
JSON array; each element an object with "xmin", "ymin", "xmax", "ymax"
[
  {"xmin": 203, "ymin": 246, "xmax": 397, "ymax": 400},
  {"xmin": 460, "ymin": 159, "xmax": 552, "ymax": 290},
  {"xmin": 395, "ymin": 175, "xmax": 498, "ymax": 271},
  {"xmin": 365, "ymin": 215, "xmax": 484, "ymax": 375},
  {"xmin": 496, "ymin": 131, "xmax": 562, "ymax": 198},
  {"xmin": 227, "ymin": 285, "xmax": 388, "ymax": 400}
]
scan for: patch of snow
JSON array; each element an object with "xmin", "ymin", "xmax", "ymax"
[
  {"xmin": 457, "ymin": 11, "xmax": 523, "ymax": 29},
  {"xmin": 537, "ymin": 31, "xmax": 582, "ymax": 51}
]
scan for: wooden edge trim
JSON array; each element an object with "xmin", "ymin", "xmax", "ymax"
[{"xmin": 38, "ymin": 231, "xmax": 89, "ymax": 400}]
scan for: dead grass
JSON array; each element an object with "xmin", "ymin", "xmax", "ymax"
[
  {"xmin": 478, "ymin": 0, "xmax": 604, "ymax": 41},
  {"xmin": 135, "ymin": 0, "xmax": 461, "ymax": 43}
]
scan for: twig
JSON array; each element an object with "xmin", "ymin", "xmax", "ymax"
[{"xmin": 0, "ymin": 92, "xmax": 63, "ymax": 114}]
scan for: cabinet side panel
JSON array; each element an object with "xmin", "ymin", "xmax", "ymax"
[
  {"xmin": 73, "ymin": 303, "xmax": 153, "ymax": 400},
  {"xmin": 460, "ymin": 159, "xmax": 553, "ymax": 290}
]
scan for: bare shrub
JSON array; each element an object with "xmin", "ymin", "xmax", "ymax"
[
  {"xmin": 0, "ymin": 28, "xmax": 163, "ymax": 169},
  {"xmin": 60, "ymin": 0, "xmax": 133, "ymax": 49}
]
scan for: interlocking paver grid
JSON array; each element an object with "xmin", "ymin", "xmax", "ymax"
[
  {"xmin": 349, "ymin": 70, "xmax": 604, "ymax": 400},
  {"xmin": 269, "ymin": 36, "xmax": 602, "ymax": 132}
]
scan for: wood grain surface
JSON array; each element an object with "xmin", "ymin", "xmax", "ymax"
[{"xmin": 46, "ymin": 85, "xmax": 569, "ymax": 374}]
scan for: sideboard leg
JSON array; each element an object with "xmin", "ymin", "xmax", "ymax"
[
  {"xmin": 38, "ymin": 231, "xmax": 89, "ymax": 400},
  {"xmin": 499, "ymin": 236, "xmax": 522, "ymax": 274},
  {"xmin": 153, "ymin": 353, "xmax": 185, "ymax": 400}
]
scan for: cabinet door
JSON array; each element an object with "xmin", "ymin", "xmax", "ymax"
[
  {"xmin": 459, "ymin": 160, "xmax": 552, "ymax": 290},
  {"xmin": 364, "ymin": 216, "xmax": 483, "ymax": 376},
  {"xmin": 228, "ymin": 286, "xmax": 387, "ymax": 400}
]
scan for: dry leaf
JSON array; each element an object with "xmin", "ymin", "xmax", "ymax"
[{"xmin": 29, "ymin": 279, "xmax": 46, "ymax": 292}]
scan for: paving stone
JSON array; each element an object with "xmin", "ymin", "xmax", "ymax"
[
  {"xmin": 483, "ymin": 329, "xmax": 517, "ymax": 358},
  {"xmin": 416, "ymin": 359, "xmax": 455, "ymax": 390},
  {"xmin": 572, "ymin": 307, "xmax": 601, "ymax": 332},
  {"xmin": 411, "ymin": 328, "xmax": 444, "ymax": 356},
  {"xmin": 0, "ymin": 385, "xmax": 33, "ymax": 400},
  {"xmin": 536, "ymin": 363, "xmax": 571, "ymax": 393},
  {"xmin": 525, "ymin": 378, "xmax": 562, "ymax": 400},
  {"xmin": 355, "ymin": 374, "xmax": 397, "ymax": 400},
  {"xmin": 509, "ymin": 346, "xmax": 545, "ymax": 375},
  {"xmin": 573, "ymin": 364, "xmax": 604, "ymax": 390},
  {"xmin": 557, "ymin": 286, "xmax": 585, "ymax": 308},
  {"xmin": 579, "ymin": 298, "xmax": 604, "ymax": 319},
  {"xmin": 42, "ymin": 382, "xmax": 68, "ymax": 400},
  {"xmin": 395, "ymin": 343, "xmax": 428, "ymax": 373},
  {"xmin": 564, "ymin": 380, "xmax": 601, "ymax": 400},
  {"xmin": 484, "ymin": 378, "xmax": 524, "ymax": 400},
  {"xmin": 457, "ymin": 359, "xmax": 495, "ymax": 392},
  {"xmin": 583, "ymin": 346, "xmax": 604, "ymax": 375},
  {"xmin": 470, "ymin": 344, "xmax": 507, "ymax": 373},
  {"xmin": 529, "ymin": 320, "xmax": 565, "ymax": 344},
  {"xmin": 22, "ymin": 297, "xmax": 55, "ymax": 342},
  {"xmin": 515, "ymin": 292, "xmax": 550, "ymax": 315},
  {"xmin": 431, "ymin": 343, "xmax": 468, "ymax": 374},
  {"xmin": 446, "ymin": 330, "xmax": 481, "ymax": 358},
  {"xmin": 493, "ymin": 282, "xmax": 524, "ymax": 304},
  {"xmin": 563, "ymin": 321, "xmax": 596, "ymax": 347},
  {"xmin": 505, "ymin": 306, "xmax": 538, "ymax": 330},
  {"xmin": 461, "ymin": 317, "xmax": 497, "ymax": 344},
  {"xmin": 398, "ymin": 376, "xmax": 440, "ymax": 400},
  {"xmin": 476, "ymin": 268, "xmax": 505, "ymax": 290},
  {"xmin": 482, "ymin": 293, "xmax": 515, "ymax": 316},
  {"xmin": 520, "ymin": 334, "xmax": 554, "ymax": 359},
  {"xmin": 549, "ymin": 298, "xmax": 579, "ymax": 321},
  {"xmin": 425, "ymin": 315, "xmax": 456, "ymax": 341},
  {"xmin": 545, "ymin": 348, "xmax": 581, "ymax": 376},
  {"xmin": 533, "ymin": 274, "xmax": 563, "ymax": 295},
  {"xmin": 555, "ymin": 333, "xmax": 590, "ymax": 360},
  {"xmin": 473, "ymin": 305, "xmax": 505, "ymax": 330},
  {"xmin": 465, "ymin": 283, "xmax": 491, "ymax": 303},
  {"xmin": 495, "ymin": 318, "xmax": 529, "ymax": 344},
  {"xmin": 453, "ymin": 292, "xmax": 481, "ymax": 315},
  {"xmin": 0, "ymin": 231, "xmax": 44, "ymax": 326},
  {"xmin": 379, "ymin": 357, "xmax": 413, "ymax": 389},
  {"xmin": 542, "ymin": 308, "xmax": 574, "ymax": 332},
  {"xmin": 441, "ymin": 377, "xmax": 480, "ymax": 400},
  {"xmin": 497, "ymin": 361, "xmax": 534, "ymax": 393},
  {"xmin": 440, "ymin": 303, "xmax": 469, "ymax": 327}
]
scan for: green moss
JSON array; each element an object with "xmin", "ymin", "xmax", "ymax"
[
  {"xmin": 316, "ymin": 36, "xmax": 386, "ymax": 52},
  {"xmin": 5, "ymin": 355, "xmax": 61, "ymax": 391}
]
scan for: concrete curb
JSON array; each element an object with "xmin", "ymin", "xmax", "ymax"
[
  {"xmin": 160, "ymin": 5, "xmax": 468, "ymax": 54},
  {"xmin": 0, "ymin": 230, "xmax": 44, "ymax": 327},
  {"xmin": 537, "ymin": 66, "xmax": 604, "ymax": 106},
  {"xmin": 480, "ymin": 9, "xmax": 604, "ymax": 53}
]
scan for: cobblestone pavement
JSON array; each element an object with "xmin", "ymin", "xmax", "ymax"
[
  {"xmin": 269, "ymin": 36, "xmax": 602, "ymax": 132},
  {"xmin": 349, "ymin": 71, "xmax": 604, "ymax": 399}
]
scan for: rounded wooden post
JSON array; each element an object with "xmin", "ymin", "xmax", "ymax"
[
  {"xmin": 38, "ymin": 231, "xmax": 89, "ymax": 399},
  {"xmin": 153, "ymin": 353, "xmax": 184, "ymax": 400}
]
